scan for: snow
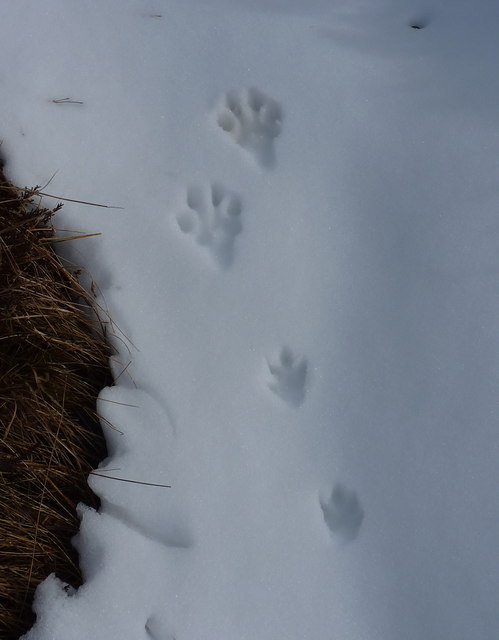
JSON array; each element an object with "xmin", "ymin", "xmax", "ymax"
[{"xmin": 1, "ymin": 1, "xmax": 499, "ymax": 638}]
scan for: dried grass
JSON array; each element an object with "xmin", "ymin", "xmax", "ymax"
[{"xmin": 0, "ymin": 165, "xmax": 112, "ymax": 639}]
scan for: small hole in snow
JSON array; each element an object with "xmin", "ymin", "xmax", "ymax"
[
  {"xmin": 177, "ymin": 212, "xmax": 195, "ymax": 233},
  {"xmin": 409, "ymin": 17, "xmax": 429, "ymax": 29},
  {"xmin": 217, "ymin": 111, "xmax": 235, "ymax": 133},
  {"xmin": 211, "ymin": 184, "xmax": 224, "ymax": 207}
]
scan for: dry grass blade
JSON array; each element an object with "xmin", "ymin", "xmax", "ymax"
[
  {"xmin": 0, "ymin": 165, "xmax": 112, "ymax": 639},
  {"xmin": 0, "ymin": 180, "xmax": 124, "ymax": 209},
  {"xmin": 52, "ymin": 98, "xmax": 84, "ymax": 105},
  {"xmin": 89, "ymin": 471, "xmax": 171, "ymax": 488}
]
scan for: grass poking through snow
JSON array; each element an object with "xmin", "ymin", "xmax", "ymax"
[{"xmin": 0, "ymin": 165, "xmax": 112, "ymax": 639}]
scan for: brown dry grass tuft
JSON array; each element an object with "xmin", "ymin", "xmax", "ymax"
[{"xmin": 0, "ymin": 165, "xmax": 112, "ymax": 639}]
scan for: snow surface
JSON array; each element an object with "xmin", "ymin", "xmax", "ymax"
[{"xmin": 2, "ymin": 1, "xmax": 499, "ymax": 638}]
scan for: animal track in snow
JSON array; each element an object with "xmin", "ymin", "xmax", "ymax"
[
  {"xmin": 216, "ymin": 87, "xmax": 283, "ymax": 167},
  {"xmin": 145, "ymin": 616, "xmax": 175, "ymax": 640},
  {"xmin": 267, "ymin": 347, "xmax": 307, "ymax": 408},
  {"xmin": 320, "ymin": 482, "xmax": 364, "ymax": 543},
  {"xmin": 176, "ymin": 183, "xmax": 242, "ymax": 268}
]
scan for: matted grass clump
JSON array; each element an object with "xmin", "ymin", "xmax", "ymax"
[{"xmin": 0, "ymin": 165, "xmax": 112, "ymax": 639}]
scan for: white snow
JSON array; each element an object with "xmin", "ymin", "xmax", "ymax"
[{"xmin": 2, "ymin": 1, "xmax": 499, "ymax": 638}]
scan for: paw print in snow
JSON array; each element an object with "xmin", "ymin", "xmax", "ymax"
[
  {"xmin": 267, "ymin": 347, "xmax": 307, "ymax": 408},
  {"xmin": 216, "ymin": 87, "xmax": 283, "ymax": 168},
  {"xmin": 176, "ymin": 183, "xmax": 242, "ymax": 268},
  {"xmin": 321, "ymin": 483, "xmax": 364, "ymax": 543},
  {"xmin": 145, "ymin": 616, "xmax": 175, "ymax": 640}
]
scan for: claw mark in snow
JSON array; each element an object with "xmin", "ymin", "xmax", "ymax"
[
  {"xmin": 321, "ymin": 482, "xmax": 364, "ymax": 543},
  {"xmin": 216, "ymin": 87, "xmax": 283, "ymax": 167},
  {"xmin": 176, "ymin": 183, "xmax": 242, "ymax": 268},
  {"xmin": 267, "ymin": 346, "xmax": 307, "ymax": 407}
]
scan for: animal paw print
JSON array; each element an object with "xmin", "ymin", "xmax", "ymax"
[
  {"xmin": 176, "ymin": 183, "xmax": 242, "ymax": 268},
  {"xmin": 145, "ymin": 616, "xmax": 175, "ymax": 640},
  {"xmin": 320, "ymin": 483, "xmax": 364, "ymax": 543},
  {"xmin": 216, "ymin": 87, "xmax": 283, "ymax": 168},
  {"xmin": 267, "ymin": 346, "xmax": 307, "ymax": 408}
]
